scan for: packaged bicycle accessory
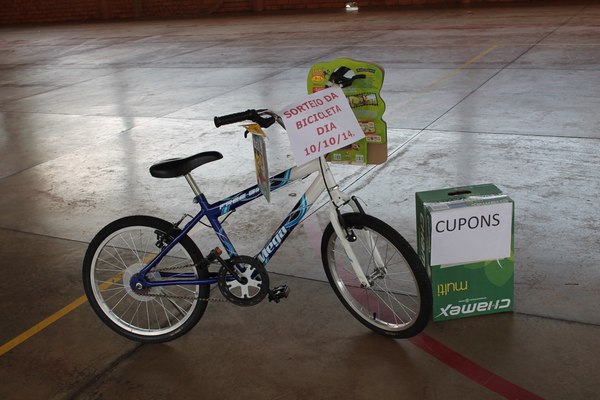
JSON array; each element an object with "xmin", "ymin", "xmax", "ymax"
[
  {"xmin": 307, "ymin": 58, "xmax": 387, "ymax": 165},
  {"xmin": 416, "ymin": 184, "xmax": 514, "ymax": 321}
]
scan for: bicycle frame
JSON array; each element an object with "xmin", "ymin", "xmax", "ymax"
[{"xmin": 136, "ymin": 156, "xmax": 371, "ymax": 290}]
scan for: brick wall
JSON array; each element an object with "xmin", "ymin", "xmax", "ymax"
[
  {"xmin": 0, "ymin": 0, "xmax": 101, "ymax": 23},
  {"xmin": 0, "ymin": 0, "xmax": 539, "ymax": 24}
]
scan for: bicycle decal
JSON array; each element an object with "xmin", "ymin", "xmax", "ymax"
[
  {"xmin": 214, "ymin": 224, "xmax": 237, "ymax": 257},
  {"xmin": 218, "ymin": 187, "xmax": 262, "ymax": 214},
  {"xmin": 284, "ymin": 195, "xmax": 309, "ymax": 230},
  {"xmin": 257, "ymin": 195, "xmax": 309, "ymax": 265},
  {"xmin": 270, "ymin": 169, "xmax": 292, "ymax": 190}
]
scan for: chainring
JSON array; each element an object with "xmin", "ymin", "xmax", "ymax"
[{"xmin": 217, "ymin": 255, "xmax": 269, "ymax": 307}]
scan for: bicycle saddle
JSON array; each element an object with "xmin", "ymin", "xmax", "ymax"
[{"xmin": 149, "ymin": 151, "xmax": 223, "ymax": 178}]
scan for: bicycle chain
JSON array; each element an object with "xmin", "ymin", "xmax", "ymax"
[
  {"xmin": 141, "ymin": 291, "xmax": 229, "ymax": 303},
  {"xmin": 138, "ymin": 262, "xmax": 229, "ymax": 303},
  {"xmin": 136, "ymin": 259, "xmax": 275, "ymax": 305}
]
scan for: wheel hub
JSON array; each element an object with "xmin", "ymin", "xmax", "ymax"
[
  {"xmin": 123, "ymin": 263, "xmax": 161, "ymax": 302},
  {"xmin": 367, "ymin": 267, "xmax": 387, "ymax": 284}
]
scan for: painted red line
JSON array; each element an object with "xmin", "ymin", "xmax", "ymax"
[
  {"xmin": 301, "ymin": 214, "xmax": 540, "ymax": 399},
  {"xmin": 409, "ymin": 332, "xmax": 544, "ymax": 400}
]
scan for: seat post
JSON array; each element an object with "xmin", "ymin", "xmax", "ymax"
[{"xmin": 184, "ymin": 173, "xmax": 202, "ymax": 197}]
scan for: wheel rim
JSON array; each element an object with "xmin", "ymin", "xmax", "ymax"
[
  {"xmin": 328, "ymin": 226, "xmax": 422, "ymax": 331},
  {"xmin": 90, "ymin": 226, "xmax": 200, "ymax": 337}
]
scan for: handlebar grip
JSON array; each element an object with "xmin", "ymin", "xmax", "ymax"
[{"xmin": 214, "ymin": 109, "xmax": 258, "ymax": 128}]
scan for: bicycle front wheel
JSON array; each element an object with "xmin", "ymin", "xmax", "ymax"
[
  {"xmin": 82, "ymin": 216, "xmax": 209, "ymax": 343},
  {"xmin": 321, "ymin": 213, "xmax": 431, "ymax": 338}
]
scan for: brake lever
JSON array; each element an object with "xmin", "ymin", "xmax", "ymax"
[{"xmin": 257, "ymin": 115, "xmax": 276, "ymax": 128}]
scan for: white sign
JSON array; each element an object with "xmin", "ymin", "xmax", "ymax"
[
  {"xmin": 281, "ymin": 86, "xmax": 365, "ymax": 166},
  {"xmin": 430, "ymin": 202, "xmax": 513, "ymax": 266}
]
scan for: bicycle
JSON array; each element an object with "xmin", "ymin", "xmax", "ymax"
[{"xmin": 82, "ymin": 107, "xmax": 432, "ymax": 343}]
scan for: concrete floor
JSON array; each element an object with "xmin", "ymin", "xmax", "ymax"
[{"xmin": 1, "ymin": 2, "xmax": 600, "ymax": 399}]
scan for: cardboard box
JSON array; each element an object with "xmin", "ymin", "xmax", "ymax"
[{"xmin": 416, "ymin": 184, "xmax": 514, "ymax": 321}]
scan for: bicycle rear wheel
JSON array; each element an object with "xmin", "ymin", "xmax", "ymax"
[
  {"xmin": 82, "ymin": 215, "xmax": 209, "ymax": 343},
  {"xmin": 321, "ymin": 213, "xmax": 431, "ymax": 338}
]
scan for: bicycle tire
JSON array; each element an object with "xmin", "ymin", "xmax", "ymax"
[
  {"xmin": 82, "ymin": 215, "xmax": 209, "ymax": 343},
  {"xmin": 321, "ymin": 213, "xmax": 431, "ymax": 338}
]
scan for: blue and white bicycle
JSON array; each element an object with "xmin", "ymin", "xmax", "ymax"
[{"xmin": 82, "ymin": 108, "xmax": 432, "ymax": 343}]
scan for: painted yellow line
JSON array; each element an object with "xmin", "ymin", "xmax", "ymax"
[
  {"xmin": 0, "ymin": 273, "xmax": 123, "ymax": 357},
  {"xmin": 398, "ymin": 44, "xmax": 497, "ymax": 107},
  {"xmin": 0, "ymin": 295, "xmax": 87, "ymax": 357}
]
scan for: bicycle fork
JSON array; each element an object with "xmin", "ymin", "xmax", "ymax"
[
  {"xmin": 327, "ymin": 208, "xmax": 368, "ymax": 288},
  {"xmin": 325, "ymin": 190, "xmax": 384, "ymax": 289},
  {"xmin": 308, "ymin": 157, "xmax": 385, "ymax": 288}
]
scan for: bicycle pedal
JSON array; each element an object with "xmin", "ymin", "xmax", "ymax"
[{"xmin": 268, "ymin": 285, "xmax": 290, "ymax": 303}]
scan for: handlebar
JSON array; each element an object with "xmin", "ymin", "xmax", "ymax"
[
  {"xmin": 214, "ymin": 109, "xmax": 258, "ymax": 127},
  {"xmin": 214, "ymin": 109, "xmax": 277, "ymax": 129}
]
